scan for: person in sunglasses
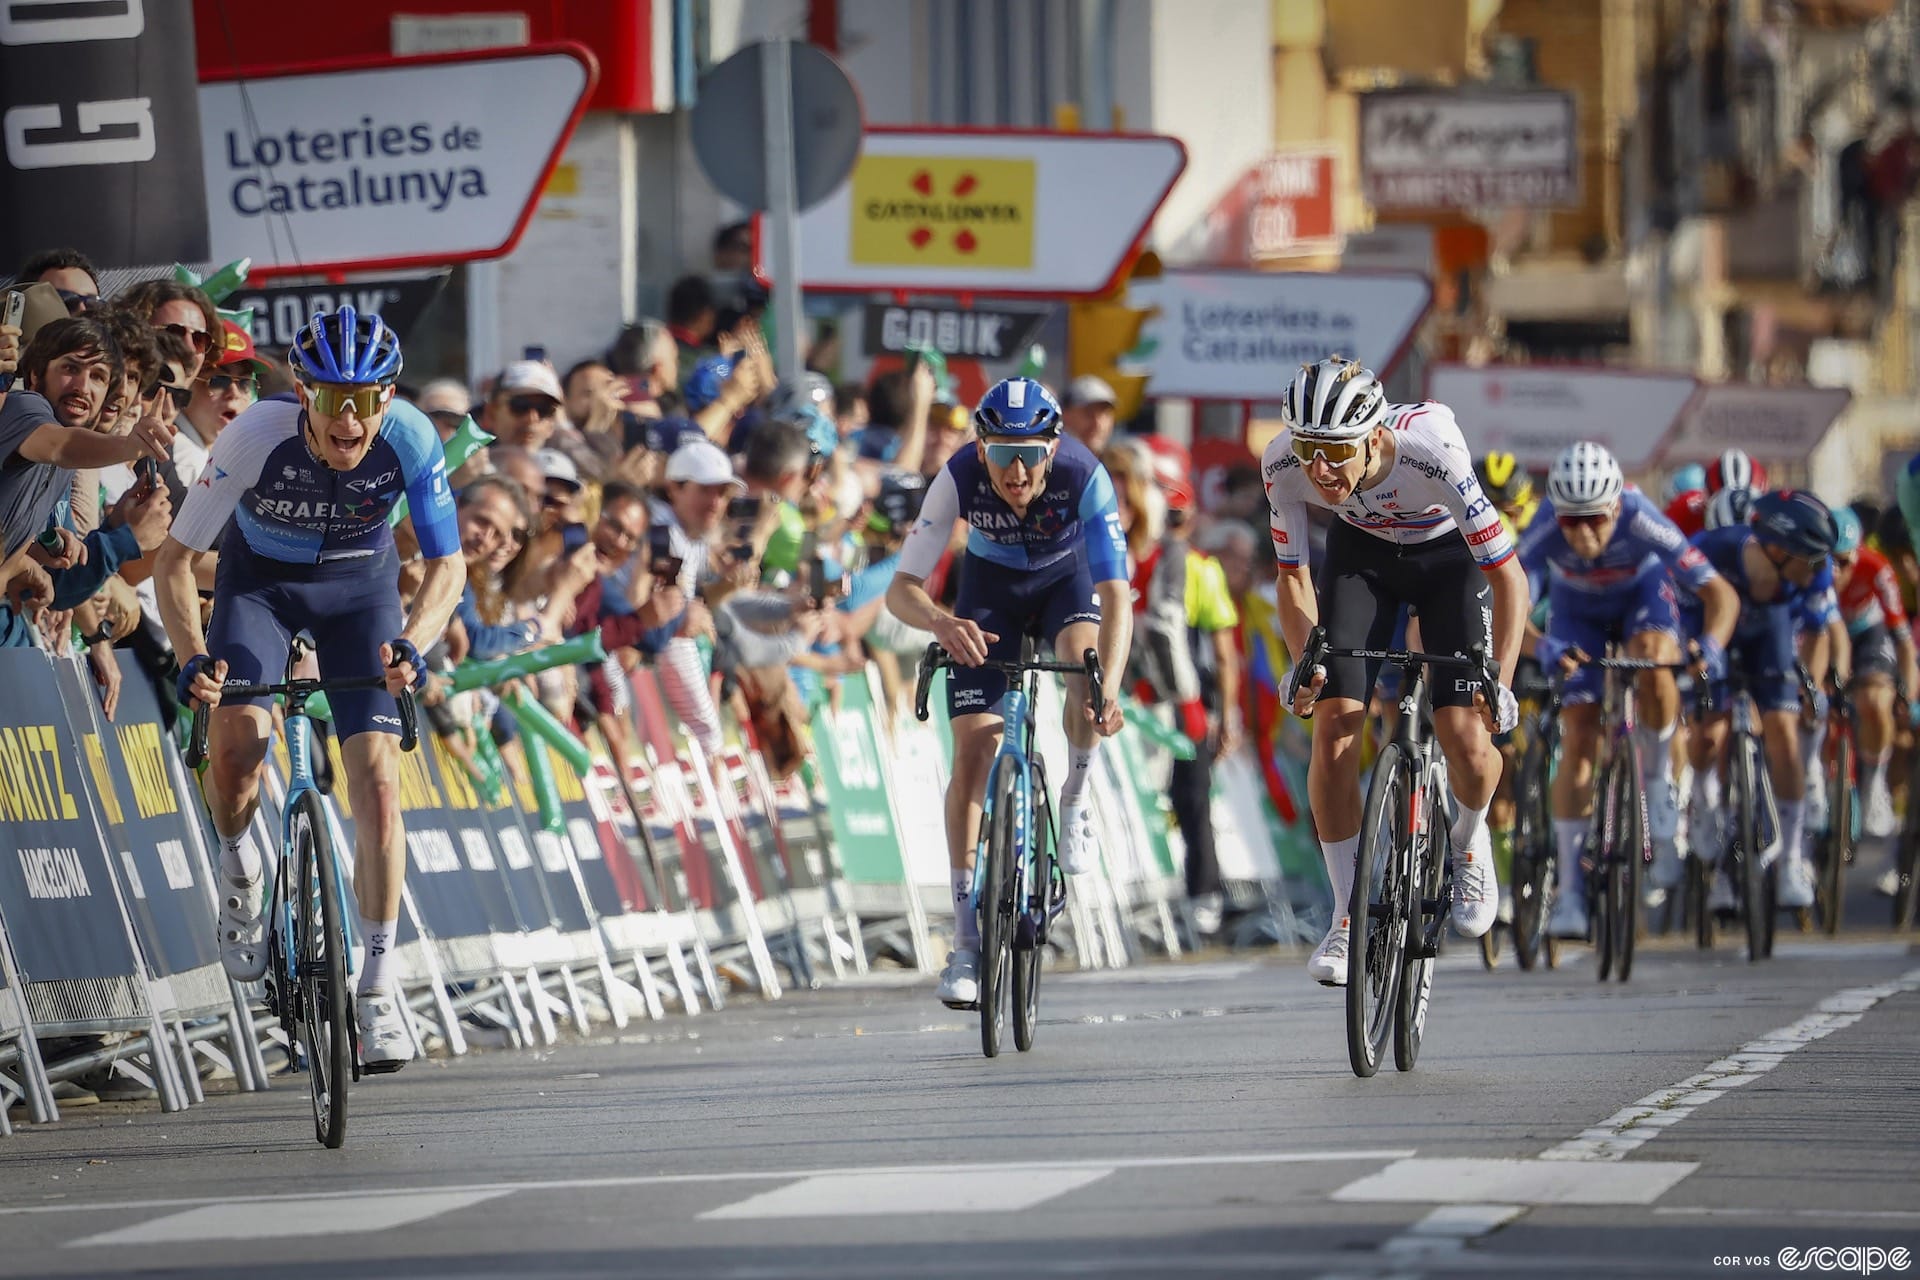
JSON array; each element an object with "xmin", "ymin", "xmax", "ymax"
[
  {"xmin": 115, "ymin": 278, "xmax": 220, "ymax": 382},
  {"xmin": 1518, "ymin": 442, "xmax": 1739, "ymax": 937},
  {"xmin": 887, "ymin": 376, "xmax": 1132, "ymax": 1010},
  {"xmin": 1674, "ymin": 489, "xmax": 1843, "ymax": 914},
  {"xmin": 12, "ymin": 246, "xmax": 101, "ymax": 315},
  {"xmin": 152, "ymin": 305, "xmax": 466, "ymax": 1074},
  {"xmin": 1261, "ymin": 355, "xmax": 1530, "ymax": 986}
]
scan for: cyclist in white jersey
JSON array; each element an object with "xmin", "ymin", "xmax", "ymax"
[{"xmin": 1262, "ymin": 357, "xmax": 1530, "ymax": 985}]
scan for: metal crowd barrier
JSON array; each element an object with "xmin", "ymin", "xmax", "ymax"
[{"xmin": 0, "ymin": 641, "xmax": 1316, "ymax": 1134}]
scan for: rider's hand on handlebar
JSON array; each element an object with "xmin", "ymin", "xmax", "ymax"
[
  {"xmin": 932, "ymin": 614, "xmax": 999, "ymax": 667},
  {"xmin": 1474, "ymin": 683, "xmax": 1520, "ymax": 735},
  {"xmin": 381, "ymin": 639, "xmax": 426, "ymax": 697},
  {"xmin": 1533, "ymin": 634, "xmax": 1588, "ymax": 676},
  {"xmin": 1086, "ymin": 696, "xmax": 1124, "ymax": 737},
  {"xmin": 179, "ymin": 654, "xmax": 229, "ymax": 709},
  {"xmin": 1288, "ymin": 663, "xmax": 1326, "ymax": 719}
]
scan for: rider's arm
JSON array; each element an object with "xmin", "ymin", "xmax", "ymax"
[
  {"xmin": 1827, "ymin": 614, "xmax": 1851, "ymax": 687},
  {"xmin": 1484, "ymin": 554, "xmax": 1530, "ymax": 687},
  {"xmin": 1695, "ymin": 571, "xmax": 1740, "ymax": 651},
  {"xmin": 1081, "ymin": 463, "xmax": 1134, "ymax": 691},
  {"xmin": 885, "ymin": 465, "xmax": 961, "ymax": 632},
  {"xmin": 401, "ymin": 553, "xmax": 467, "ymax": 654},
  {"xmin": 154, "ymin": 536, "xmax": 210, "ymax": 665},
  {"xmin": 155, "ymin": 418, "xmax": 274, "ymax": 663}
]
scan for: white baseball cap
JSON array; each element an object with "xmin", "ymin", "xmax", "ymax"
[
  {"xmin": 664, "ymin": 439, "xmax": 745, "ymax": 489},
  {"xmin": 534, "ymin": 447, "xmax": 580, "ymax": 489},
  {"xmin": 495, "ymin": 359, "xmax": 565, "ymax": 403}
]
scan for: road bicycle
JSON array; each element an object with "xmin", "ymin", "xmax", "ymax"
[
  {"xmin": 186, "ymin": 639, "xmax": 420, "ymax": 1148},
  {"xmin": 1688, "ymin": 657, "xmax": 1780, "ymax": 963},
  {"xmin": 1812, "ymin": 674, "xmax": 1859, "ymax": 936},
  {"xmin": 1293, "ymin": 626, "xmax": 1497, "ymax": 1079},
  {"xmin": 915, "ymin": 639, "xmax": 1104, "ymax": 1059}
]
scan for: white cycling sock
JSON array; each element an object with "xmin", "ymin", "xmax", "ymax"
[
  {"xmin": 1865, "ymin": 755, "xmax": 1890, "ymax": 796},
  {"xmin": 1451, "ymin": 797, "xmax": 1491, "ymax": 856},
  {"xmin": 219, "ymin": 829, "xmax": 262, "ymax": 884},
  {"xmin": 1777, "ymin": 799, "xmax": 1805, "ymax": 867},
  {"xmin": 357, "ymin": 916, "xmax": 399, "ymax": 995},
  {"xmin": 1058, "ymin": 745, "xmax": 1097, "ymax": 809},
  {"xmin": 1318, "ymin": 833, "xmax": 1359, "ymax": 919},
  {"xmin": 1554, "ymin": 819, "xmax": 1588, "ymax": 905},
  {"xmin": 952, "ymin": 869, "xmax": 979, "ymax": 949},
  {"xmin": 1693, "ymin": 768, "xmax": 1722, "ymax": 820},
  {"xmin": 1635, "ymin": 719, "xmax": 1677, "ymax": 792}
]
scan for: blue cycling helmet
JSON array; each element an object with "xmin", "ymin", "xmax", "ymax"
[
  {"xmin": 1750, "ymin": 489, "xmax": 1838, "ymax": 559},
  {"xmin": 1666, "ymin": 462, "xmax": 1706, "ymax": 502},
  {"xmin": 973, "ymin": 377, "xmax": 1061, "ymax": 438},
  {"xmin": 288, "ymin": 305, "xmax": 402, "ymax": 385},
  {"xmin": 683, "ymin": 353, "xmax": 740, "ymax": 413},
  {"xmin": 1834, "ymin": 506, "xmax": 1864, "ymax": 555}
]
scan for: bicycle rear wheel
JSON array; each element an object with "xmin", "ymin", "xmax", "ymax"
[
  {"xmin": 1896, "ymin": 804, "xmax": 1920, "ymax": 930},
  {"xmin": 290, "ymin": 791, "xmax": 351, "ymax": 1149},
  {"xmin": 978, "ymin": 755, "xmax": 1020, "ymax": 1059},
  {"xmin": 1511, "ymin": 735, "xmax": 1552, "ymax": 971},
  {"xmin": 1594, "ymin": 760, "xmax": 1619, "ymax": 982},
  {"xmin": 1395, "ymin": 767, "xmax": 1446, "ymax": 1072},
  {"xmin": 1347, "ymin": 744, "xmax": 1409, "ymax": 1079},
  {"xmin": 1613, "ymin": 749, "xmax": 1644, "ymax": 983},
  {"xmin": 1819, "ymin": 730, "xmax": 1851, "ymax": 936},
  {"xmin": 1735, "ymin": 738, "xmax": 1767, "ymax": 964}
]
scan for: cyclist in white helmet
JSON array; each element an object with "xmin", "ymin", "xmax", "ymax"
[
  {"xmin": 1263, "ymin": 356, "xmax": 1531, "ymax": 985},
  {"xmin": 1519, "ymin": 442, "xmax": 1738, "ymax": 936}
]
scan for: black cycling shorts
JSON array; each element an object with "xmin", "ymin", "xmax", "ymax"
[{"xmin": 1314, "ymin": 520, "xmax": 1492, "ymax": 711}]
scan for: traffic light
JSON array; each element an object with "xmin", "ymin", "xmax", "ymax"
[{"xmin": 1068, "ymin": 252, "xmax": 1159, "ymax": 421}]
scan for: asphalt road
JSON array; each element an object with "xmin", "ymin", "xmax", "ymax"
[{"xmin": 2, "ymin": 898, "xmax": 1917, "ymax": 1280}]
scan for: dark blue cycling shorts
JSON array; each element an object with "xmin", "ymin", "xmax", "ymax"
[
  {"xmin": 948, "ymin": 549, "xmax": 1102, "ymax": 718},
  {"xmin": 1695, "ymin": 606, "xmax": 1800, "ymax": 714},
  {"xmin": 207, "ymin": 534, "xmax": 406, "ymax": 739}
]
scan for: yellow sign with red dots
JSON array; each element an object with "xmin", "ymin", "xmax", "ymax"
[{"xmin": 849, "ymin": 155, "xmax": 1036, "ymax": 269}]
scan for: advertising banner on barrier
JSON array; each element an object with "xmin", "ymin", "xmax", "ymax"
[
  {"xmin": 1424, "ymin": 363, "xmax": 1698, "ymax": 470},
  {"xmin": 529, "ymin": 738, "xmax": 630, "ymax": 921},
  {"xmin": 582, "ymin": 754, "xmax": 659, "ymax": 912},
  {"xmin": 813, "ymin": 678, "xmax": 911, "ymax": 886},
  {"xmin": 1658, "ymin": 383, "xmax": 1852, "ymax": 466},
  {"xmin": 506, "ymin": 747, "xmax": 596, "ymax": 934},
  {"xmin": 62, "ymin": 657, "xmax": 221, "ymax": 979},
  {"xmin": 0, "ymin": 651, "xmax": 142, "ymax": 983},
  {"xmin": 398, "ymin": 736, "xmax": 510, "ymax": 941}
]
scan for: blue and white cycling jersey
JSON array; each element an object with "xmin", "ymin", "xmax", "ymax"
[
  {"xmin": 1519, "ymin": 488, "xmax": 1718, "ymax": 602},
  {"xmin": 170, "ymin": 395, "xmax": 460, "ymax": 562},
  {"xmin": 896, "ymin": 434, "xmax": 1128, "ymax": 584}
]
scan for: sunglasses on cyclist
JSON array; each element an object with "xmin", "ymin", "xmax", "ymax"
[
  {"xmin": 202, "ymin": 371, "xmax": 258, "ymax": 395},
  {"xmin": 159, "ymin": 321, "xmax": 211, "ymax": 354},
  {"xmin": 56, "ymin": 288, "xmax": 100, "ymax": 315},
  {"xmin": 1556, "ymin": 510, "xmax": 1612, "ymax": 529},
  {"xmin": 1290, "ymin": 437, "xmax": 1366, "ymax": 466},
  {"xmin": 983, "ymin": 440, "xmax": 1052, "ymax": 469},
  {"xmin": 145, "ymin": 377, "xmax": 192, "ymax": 411},
  {"xmin": 306, "ymin": 383, "xmax": 392, "ymax": 418},
  {"xmin": 508, "ymin": 395, "xmax": 559, "ymax": 418}
]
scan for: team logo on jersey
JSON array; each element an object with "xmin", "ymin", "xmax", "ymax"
[
  {"xmin": 341, "ymin": 494, "xmax": 382, "ymax": 523},
  {"xmin": 348, "ymin": 470, "xmax": 397, "ymax": 493}
]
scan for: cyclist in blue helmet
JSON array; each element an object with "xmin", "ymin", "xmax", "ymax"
[
  {"xmin": 887, "ymin": 376, "xmax": 1133, "ymax": 1009},
  {"xmin": 153, "ymin": 305, "xmax": 466, "ymax": 1073}
]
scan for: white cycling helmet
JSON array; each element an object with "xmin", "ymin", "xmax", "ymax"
[
  {"xmin": 1281, "ymin": 356, "xmax": 1388, "ymax": 440},
  {"xmin": 1704, "ymin": 484, "xmax": 1756, "ymax": 530},
  {"xmin": 1547, "ymin": 441, "xmax": 1624, "ymax": 516}
]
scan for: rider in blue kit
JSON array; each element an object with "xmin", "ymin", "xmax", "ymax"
[
  {"xmin": 153, "ymin": 307, "xmax": 468, "ymax": 1072},
  {"xmin": 886, "ymin": 378, "xmax": 1132, "ymax": 1009}
]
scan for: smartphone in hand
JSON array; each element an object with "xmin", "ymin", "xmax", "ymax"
[{"xmin": 647, "ymin": 524, "xmax": 684, "ymax": 587}]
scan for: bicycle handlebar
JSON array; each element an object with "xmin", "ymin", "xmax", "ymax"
[
  {"xmin": 184, "ymin": 673, "xmax": 420, "ymax": 769},
  {"xmin": 1289, "ymin": 624, "xmax": 1499, "ymax": 717},
  {"xmin": 913, "ymin": 642, "xmax": 1106, "ymax": 724}
]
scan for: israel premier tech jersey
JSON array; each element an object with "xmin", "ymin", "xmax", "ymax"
[
  {"xmin": 170, "ymin": 395, "xmax": 460, "ymax": 562},
  {"xmin": 897, "ymin": 434, "xmax": 1128, "ymax": 584}
]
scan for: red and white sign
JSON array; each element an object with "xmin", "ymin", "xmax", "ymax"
[
  {"xmin": 199, "ymin": 45, "xmax": 597, "ymax": 278},
  {"xmin": 1188, "ymin": 147, "xmax": 1340, "ymax": 265},
  {"xmin": 1659, "ymin": 384, "xmax": 1852, "ymax": 466},
  {"xmin": 1425, "ymin": 363, "xmax": 1698, "ymax": 471},
  {"xmin": 793, "ymin": 127, "xmax": 1186, "ymax": 297}
]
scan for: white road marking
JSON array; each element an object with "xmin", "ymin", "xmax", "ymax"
[
  {"xmin": 0, "ymin": 1150, "xmax": 1413, "ymax": 1219},
  {"xmin": 1656, "ymin": 1206, "xmax": 1920, "ymax": 1222},
  {"xmin": 67, "ymin": 1190, "xmax": 509, "ymax": 1248},
  {"xmin": 700, "ymin": 1167, "xmax": 1111, "ymax": 1220},
  {"xmin": 1539, "ymin": 965, "xmax": 1920, "ymax": 1163},
  {"xmin": 1058, "ymin": 961, "xmax": 1258, "ymax": 984},
  {"xmin": 1380, "ymin": 1203, "xmax": 1526, "ymax": 1259},
  {"xmin": 1333, "ymin": 1158, "xmax": 1696, "ymax": 1207}
]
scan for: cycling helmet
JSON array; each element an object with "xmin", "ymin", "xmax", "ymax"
[
  {"xmin": 1665, "ymin": 462, "xmax": 1707, "ymax": 503},
  {"xmin": 773, "ymin": 370, "xmax": 834, "ymax": 416},
  {"xmin": 1475, "ymin": 451, "xmax": 1534, "ymax": 507},
  {"xmin": 288, "ymin": 305, "xmax": 402, "ymax": 385},
  {"xmin": 1546, "ymin": 441, "xmax": 1624, "ymax": 515},
  {"xmin": 872, "ymin": 471, "xmax": 929, "ymax": 534},
  {"xmin": 1750, "ymin": 489, "xmax": 1838, "ymax": 559},
  {"xmin": 682, "ymin": 353, "xmax": 741, "ymax": 413},
  {"xmin": 1833, "ymin": 506, "xmax": 1863, "ymax": 556},
  {"xmin": 1704, "ymin": 485, "xmax": 1754, "ymax": 530},
  {"xmin": 1706, "ymin": 448, "xmax": 1767, "ymax": 496},
  {"xmin": 1280, "ymin": 355, "xmax": 1387, "ymax": 440},
  {"xmin": 972, "ymin": 377, "xmax": 1061, "ymax": 438}
]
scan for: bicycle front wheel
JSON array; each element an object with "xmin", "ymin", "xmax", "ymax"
[
  {"xmin": 1819, "ymin": 730, "xmax": 1851, "ymax": 936},
  {"xmin": 1012, "ymin": 783, "xmax": 1050, "ymax": 1053},
  {"xmin": 1613, "ymin": 748, "xmax": 1644, "ymax": 983},
  {"xmin": 1511, "ymin": 734, "xmax": 1552, "ymax": 971},
  {"xmin": 291, "ymin": 791, "xmax": 352, "ymax": 1149},
  {"xmin": 1347, "ymin": 744, "xmax": 1409, "ymax": 1079},
  {"xmin": 1896, "ymin": 789, "xmax": 1920, "ymax": 929},
  {"xmin": 1735, "ymin": 737, "xmax": 1767, "ymax": 964},
  {"xmin": 978, "ymin": 755, "xmax": 1020, "ymax": 1059},
  {"xmin": 1395, "ymin": 766, "xmax": 1446, "ymax": 1072}
]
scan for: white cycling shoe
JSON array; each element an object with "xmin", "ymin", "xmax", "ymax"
[
  {"xmin": 1865, "ymin": 784, "xmax": 1897, "ymax": 840},
  {"xmin": 1549, "ymin": 892, "xmax": 1590, "ymax": 940},
  {"xmin": 218, "ymin": 875, "xmax": 269, "ymax": 983},
  {"xmin": 1059, "ymin": 802, "xmax": 1099, "ymax": 875},
  {"xmin": 1307, "ymin": 918, "xmax": 1349, "ymax": 986},
  {"xmin": 355, "ymin": 989, "xmax": 414, "ymax": 1073},
  {"xmin": 1450, "ymin": 848, "xmax": 1499, "ymax": 938},
  {"xmin": 1777, "ymin": 857, "xmax": 1816, "ymax": 910},
  {"xmin": 936, "ymin": 949, "xmax": 981, "ymax": 1009}
]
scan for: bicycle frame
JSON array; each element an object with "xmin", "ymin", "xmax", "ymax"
[
  {"xmin": 277, "ymin": 705, "xmax": 360, "ymax": 985},
  {"xmin": 972, "ymin": 672, "xmax": 1041, "ymax": 926}
]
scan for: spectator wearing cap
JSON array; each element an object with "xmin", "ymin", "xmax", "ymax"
[
  {"xmin": 13, "ymin": 247, "xmax": 101, "ymax": 316},
  {"xmin": 482, "ymin": 359, "xmax": 566, "ymax": 452},
  {"xmin": 1063, "ymin": 375, "xmax": 1119, "ymax": 456},
  {"xmin": 643, "ymin": 439, "xmax": 745, "ymax": 751},
  {"xmin": 115, "ymin": 278, "xmax": 220, "ymax": 381},
  {"xmin": 179, "ymin": 318, "xmax": 265, "ymax": 464},
  {"xmin": 683, "ymin": 348, "xmax": 769, "ymax": 448}
]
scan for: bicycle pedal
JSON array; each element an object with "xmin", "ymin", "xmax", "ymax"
[
  {"xmin": 359, "ymin": 1059, "xmax": 407, "ymax": 1076},
  {"xmin": 940, "ymin": 998, "xmax": 980, "ymax": 1012}
]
